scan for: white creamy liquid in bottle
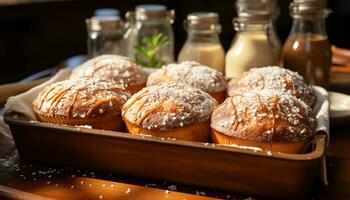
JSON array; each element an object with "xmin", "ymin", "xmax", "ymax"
[
  {"xmin": 178, "ymin": 12, "xmax": 225, "ymax": 73},
  {"xmin": 178, "ymin": 43, "xmax": 225, "ymax": 73},
  {"xmin": 234, "ymin": 0, "xmax": 282, "ymax": 66},
  {"xmin": 226, "ymin": 0, "xmax": 280, "ymax": 78},
  {"xmin": 225, "ymin": 32, "xmax": 277, "ymax": 78}
]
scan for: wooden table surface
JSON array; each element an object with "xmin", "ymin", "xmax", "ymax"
[{"xmin": 0, "ymin": 136, "xmax": 247, "ymax": 200}]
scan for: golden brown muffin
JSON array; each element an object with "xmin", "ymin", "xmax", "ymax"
[
  {"xmin": 70, "ymin": 55, "xmax": 148, "ymax": 94},
  {"xmin": 211, "ymin": 89, "xmax": 317, "ymax": 153},
  {"xmin": 147, "ymin": 61, "xmax": 227, "ymax": 103},
  {"xmin": 33, "ymin": 78, "xmax": 130, "ymax": 131},
  {"xmin": 122, "ymin": 83, "xmax": 218, "ymax": 142},
  {"xmin": 228, "ymin": 66, "xmax": 316, "ymax": 107}
]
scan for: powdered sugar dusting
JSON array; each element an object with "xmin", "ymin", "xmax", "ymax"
[
  {"xmin": 147, "ymin": 61, "xmax": 227, "ymax": 93},
  {"xmin": 33, "ymin": 78, "xmax": 130, "ymax": 118},
  {"xmin": 122, "ymin": 83, "xmax": 218, "ymax": 130},
  {"xmin": 211, "ymin": 89, "xmax": 317, "ymax": 142},
  {"xmin": 228, "ymin": 66, "xmax": 316, "ymax": 107},
  {"xmin": 70, "ymin": 55, "xmax": 148, "ymax": 88}
]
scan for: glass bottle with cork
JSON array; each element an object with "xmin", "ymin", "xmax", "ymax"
[
  {"xmin": 178, "ymin": 12, "xmax": 225, "ymax": 73},
  {"xmin": 282, "ymin": 0, "xmax": 331, "ymax": 88}
]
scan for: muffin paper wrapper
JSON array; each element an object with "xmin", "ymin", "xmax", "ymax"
[
  {"xmin": 211, "ymin": 129, "xmax": 310, "ymax": 154},
  {"xmin": 125, "ymin": 120, "xmax": 210, "ymax": 142},
  {"xmin": 35, "ymin": 112, "xmax": 124, "ymax": 131}
]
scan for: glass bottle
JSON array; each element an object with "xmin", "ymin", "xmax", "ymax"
[
  {"xmin": 125, "ymin": 5, "xmax": 175, "ymax": 68},
  {"xmin": 282, "ymin": 0, "xmax": 331, "ymax": 88},
  {"xmin": 86, "ymin": 16, "xmax": 125, "ymax": 58},
  {"xmin": 178, "ymin": 12, "xmax": 225, "ymax": 73},
  {"xmin": 225, "ymin": 15, "xmax": 278, "ymax": 78},
  {"xmin": 235, "ymin": 0, "xmax": 281, "ymax": 62}
]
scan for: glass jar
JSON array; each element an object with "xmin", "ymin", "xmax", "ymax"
[
  {"xmin": 282, "ymin": 0, "xmax": 331, "ymax": 88},
  {"xmin": 86, "ymin": 16, "xmax": 125, "ymax": 58},
  {"xmin": 178, "ymin": 12, "xmax": 225, "ymax": 73},
  {"xmin": 235, "ymin": 0, "xmax": 281, "ymax": 63},
  {"xmin": 125, "ymin": 5, "xmax": 175, "ymax": 68},
  {"xmin": 225, "ymin": 15, "xmax": 278, "ymax": 78}
]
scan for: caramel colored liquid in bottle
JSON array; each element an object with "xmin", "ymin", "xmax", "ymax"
[{"xmin": 282, "ymin": 33, "xmax": 331, "ymax": 88}]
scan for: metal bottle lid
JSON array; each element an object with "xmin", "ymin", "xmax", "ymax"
[
  {"xmin": 185, "ymin": 12, "xmax": 221, "ymax": 33},
  {"xmin": 86, "ymin": 16, "xmax": 123, "ymax": 32},
  {"xmin": 187, "ymin": 12, "xmax": 219, "ymax": 24},
  {"xmin": 134, "ymin": 4, "xmax": 175, "ymax": 22},
  {"xmin": 291, "ymin": 0, "xmax": 326, "ymax": 11},
  {"xmin": 234, "ymin": 13, "xmax": 271, "ymax": 23},
  {"xmin": 94, "ymin": 8, "xmax": 120, "ymax": 17},
  {"xmin": 290, "ymin": 0, "xmax": 331, "ymax": 18},
  {"xmin": 235, "ymin": 0, "xmax": 279, "ymax": 19}
]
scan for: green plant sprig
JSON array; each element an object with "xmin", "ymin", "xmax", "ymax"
[{"xmin": 134, "ymin": 32, "xmax": 169, "ymax": 68}]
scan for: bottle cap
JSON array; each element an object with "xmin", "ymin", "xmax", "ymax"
[
  {"xmin": 86, "ymin": 16, "xmax": 123, "ymax": 32},
  {"xmin": 135, "ymin": 4, "xmax": 175, "ymax": 22},
  {"xmin": 290, "ymin": 0, "xmax": 331, "ymax": 17},
  {"xmin": 94, "ymin": 8, "xmax": 120, "ymax": 17},
  {"xmin": 185, "ymin": 12, "xmax": 221, "ymax": 33},
  {"xmin": 187, "ymin": 12, "xmax": 219, "ymax": 24},
  {"xmin": 235, "ymin": 0, "xmax": 279, "ymax": 19},
  {"xmin": 291, "ymin": 0, "xmax": 327, "ymax": 11}
]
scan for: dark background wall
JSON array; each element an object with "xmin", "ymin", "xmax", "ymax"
[{"xmin": 0, "ymin": 0, "xmax": 349, "ymax": 84}]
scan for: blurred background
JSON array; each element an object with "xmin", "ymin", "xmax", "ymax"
[{"xmin": 0, "ymin": 0, "xmax": 349, "ymax": 84}]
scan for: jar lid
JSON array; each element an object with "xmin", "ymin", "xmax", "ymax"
[
  {"xmin": 236, "ymin": 0, "xmax": 279, "ymax": 19},
  {"xmin": 135, "ymin": 4, "xmax": 174, "ymax": 20},
  {"xmin": 234, "ymin": 13, "xmax": 271, "ymax": 23},
  {"xmin": 136, "ymin": 4, "xmax": 167, "ymax": 12},
  {"xmin": 94, "ymin": 8, "xmax": 120, "ymax": 17},
  {"xmin": 185, "ymin": 12, "xmax": 221, "ymax": 33},
  {"xmin": 291, "ymin": 0, "xmax": 326, "ymax": 11},
  {"xmin": 290, "ymin": 0, "xmax": 331, "ymax": 17},
  {"xmin": 187, "ymin": 12, "xmax": 219, "ymax": 25},
  {"xmin": 86, "ymin": 16, "xmax": 123, "ymax": 32}
]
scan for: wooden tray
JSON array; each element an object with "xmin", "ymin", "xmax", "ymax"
[{"xmin": 4, "ymin": 112, "xmax": 326, "ymax": 200}]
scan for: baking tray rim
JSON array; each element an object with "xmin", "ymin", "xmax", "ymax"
[{"xmin": 4, "ymin": 112, "xmax": 326, "ymax": 162}]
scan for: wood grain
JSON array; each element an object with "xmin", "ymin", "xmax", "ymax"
[
  {"xmin": 4, "ymin": 112, "xmax": 326, "ymax": 200},
  {"xmin": 2, "ymin": 176, "xmax": 218, "ymax": 200},
  {"xmin": 0, "ymin": 184, "xmax": 54, "ymax": 200},
  {"xmin": 1, "ymin": 116, "xmax": 350, "ymax": 199}
]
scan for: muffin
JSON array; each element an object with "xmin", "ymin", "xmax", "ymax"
[
  {"xmin": 228, "ymin": 66, "xmax": 316, "ymax": 107},
  {"xmin": 147, "ymin": 61, "xmax": 227, "ymax": 103},
  {"xmin": 122, "ymin": 83, "xmax": 218, "ymax": 142},
  {"xmin": 33, "ymin": 78, "xmax": 130, "ymax": 131},
  {"xmin": 211, "ymin": 89, "xmax": 317, "ymax": 153},
  {"xmin": 70, "ymin": 55, "xmax": 148, "ymax": 94}
]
